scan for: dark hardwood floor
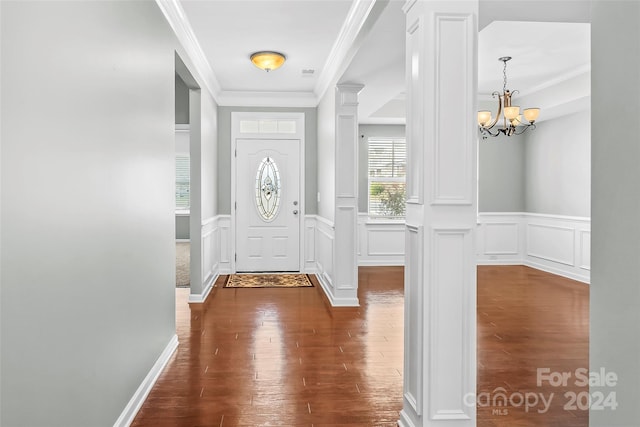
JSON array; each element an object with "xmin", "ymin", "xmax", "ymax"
[
  {"xmin": 477, "ymin": 266, "xmax": 589, "ymax": 427},
  {"xmin": 131, "ymin": 265, "xmax": 588, "ymax": 427}
]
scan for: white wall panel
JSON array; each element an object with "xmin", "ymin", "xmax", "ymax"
[
  {"xmin": 315, "ymin": 216, "xmax": 335, "ymax": 285},
  {"xmin": 404, "ymin": 225, "xmax": 423, "ymax": 415},
  {"xmin": 406, "ymin": 16, "xmax": 424, "ymax": 205},
  {"xmin": 336, "ymin": 115, "xmax": 358, "ymax": 198},
  {"xmin": 430, "ymin": 228, "xmax": 473, "ymax": 420},
  {"xmin": 335, "ymin": 206, "xmax": 357, "ymax": 290},
  {"xmin": 483, "ymin": 222, "xmax": 519, "ymax": 255},
  {"xmin": 219, "ymin": 215, "xmax": 231, "ymax": 274},
  {"xmin": 190, "ymin": 217, "xmax": 219, "ymax": 303},
  {"xmin": 368, "ymin": 228, "xmax": 405, "ymax": 256},
  {"xmin": 358, "ymin": 214, "xmax": 406, "ymax": 266},
  {"xmin": 430, "ymin": 14, "xmax": 475, "ymax": 205},
  {"xmin": 580, "ymin": 230, "xmax": 591, "ymax": 270},
  {"xmin": 527, "ymin": 223, "xmax": 575, "ymax": 266},
  {"xmin": 304, "ymin": 217, "xmax": 316, "ymax": 272}
]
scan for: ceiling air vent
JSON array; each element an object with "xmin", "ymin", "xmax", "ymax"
[{"xmin": 301, "ymin": 69, "xmax": 315, "ymax": 78}]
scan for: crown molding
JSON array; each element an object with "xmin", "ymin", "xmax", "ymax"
[
  {"xmin": 156, "ymin": 0, "xmax": 221, "ymax": 101},
  {"xmin": 313, "ymin": 0, "xmax": 380, "ymax": 101},
  {"xmin": 479, "ymin": 64, "xmax": 591, "ymax": 101},
  {"xmin": 216, "ymin": 91, "xmax": 318, "ymax": 108},
  {"xmin": 517, "ymin": 63, "xmax": 590, "ymax": 98}
]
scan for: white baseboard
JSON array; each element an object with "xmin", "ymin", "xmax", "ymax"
[
  {"xmin": 524, "ymin": 259, "xmax": 590, "ymax": 284},
  {"xmin": 476, "ymin": 259, "xmax": 523, "ymax": 266},
  {"xmin": 315, "ymin": 271, "xmax": 359, "ymax": 307},
  {"xmin": 113, "ymin": 334, "xmax": 178, "ymax": 427},
  {"xmin": 397, "ymin": 410, "xmax": 417, "ymax": 427},
  {"xmin": 358, "ymin": 259, "xmax": 405, "ymax": 267},
  {"xmin": 188, "ymin": 271, "xmax": 218, "ymax": 303}
]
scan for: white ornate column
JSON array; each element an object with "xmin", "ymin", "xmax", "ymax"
[
  {"xmin": 400, "ymin": 1, "xmax": 478, "ymax": 426},
  {"xmin": 333, "ymin": 83, "xmax": 364, "ymax": 307}
]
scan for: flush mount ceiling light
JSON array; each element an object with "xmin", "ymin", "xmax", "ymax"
[
  {"xmin": 250, "ymin": 51, "xmax": 286, "ymax": 72},
  {"xmin": 478, "ymin": 56, "xmax": 540, "ymax": 139}
]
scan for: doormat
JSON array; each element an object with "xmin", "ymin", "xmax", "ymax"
[{"xmin": 224, "ymin": 273, "xmax": 314, "ymax": 288}]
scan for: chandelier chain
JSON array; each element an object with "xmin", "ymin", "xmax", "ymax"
[{"xmin": 503, "ymin": 59, "xmax": 508, "ymax": 92}]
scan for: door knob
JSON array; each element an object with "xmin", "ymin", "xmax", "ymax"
[{"xmin": 293, "ymin": 210, "xmax": 298, "ymax": 215}]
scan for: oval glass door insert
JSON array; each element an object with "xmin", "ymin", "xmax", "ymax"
[{"xmin": 255, "ymin": 156, "xmax": 281, "ymax": 221}]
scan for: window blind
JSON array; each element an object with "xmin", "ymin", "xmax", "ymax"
[
  {"xmin": 176, "ymin": 154, "xmax": 190, "ymax": 210},
  {"xmin": 368, "ymin": 137, "xmax": 406, "ymax": 218}
]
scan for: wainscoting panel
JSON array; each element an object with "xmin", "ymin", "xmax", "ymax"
[
  {"xmin": 219, "ymin": 215, "xmax": 231, "ymax": 274},
  {"xmin": 477, "ymin": 213, "xmax": 591, "ymax": 283},
  {"xmin": 579, "ymin": 230, "xmax": 591, "ymax": 271},
  {"xmin": 527, "ymin": 223, "xmax": 575, "ymax": 266},
  {"xmin": 358, "ymin": 214, "xmax": 405, "ymax": 266},
  {"xmin": 314, "ymin": 215, "xmax": 335, "ymax": 291},
  {"xmin": 483, "ymin": 222, "xmax": 519, "ymax": 255},
  {"xmin": 368, "ymin": 228, "xmax": 405, "ymax": 256},
  {"xmin": 304, "ymin": 217, "xmax": 316, "ymax": 272},
  {"xmin": 202, "ymin": 218, "xmax": 217, "ymax": 283},
  {"xmin": 189, "ymin": 217, "xmax": 220, "ymax": 303}
]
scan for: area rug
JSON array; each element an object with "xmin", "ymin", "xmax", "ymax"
[
  {"xmin": 224, "ymin": 273, "xmax": 313, "ymax": 288},
  {"xmin": 176, "ymin": 242, "xmax": 190, "ymax": 288}
]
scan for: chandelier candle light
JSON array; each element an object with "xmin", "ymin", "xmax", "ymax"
[{"xmin": 478, "ymin": 56, "xmax": 540, "ymax": 139}]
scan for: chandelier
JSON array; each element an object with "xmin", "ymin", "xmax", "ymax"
[{"xmin": 477, "ymin": 56, "xmax": 540, "ymax": 139}]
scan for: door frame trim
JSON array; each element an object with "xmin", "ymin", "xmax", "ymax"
[{"xmin": 230, "ymin": 112, "xmax": 306, "ymax": 273}]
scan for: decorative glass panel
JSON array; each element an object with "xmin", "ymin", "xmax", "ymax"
[
  {"xmin": 240, "ymin": 120, "xmax": 260, "ymax": 133},
  {"xmin": 255, "ymin": 157, "xmax": 281, "ymax": 221},
  {"xmin": 277, "ymin": 120, "xmax": 296, "ymax": 133},
  {"xmin": 259, "ymin": 120, "xmax": 278, "ymax": 133}
]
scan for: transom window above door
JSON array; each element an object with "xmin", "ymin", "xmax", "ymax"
[{"xmin": 239, "ymin": 119, "xmax": 297, "ymax": 134}]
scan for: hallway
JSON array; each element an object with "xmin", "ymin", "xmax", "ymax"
[
  {"xmin": 132, "ymin": 267, "xmax": 404, "ymax": 426},
  {"xmin": 132, "ymin": 266, "xmax": 588, "ymax": 426}
]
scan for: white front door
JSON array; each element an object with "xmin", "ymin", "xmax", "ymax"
[{"xmin": 235, "ymin": 139, "xmax": 300, "ymax": 272}]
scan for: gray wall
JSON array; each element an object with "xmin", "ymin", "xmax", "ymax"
[
  {"xmin": 478, "ymin": 133, "xmax": 526, "ymax": 212},
  {"xmin": 1, "ymin": 1, "xmax": 177, "ymax": 425},
  {"xmin": 591, "ymin": 1, "xmax": 640, "ymax": 425},
  {"xmin": 525, "ymin": 110, "xmax": 590, "ymax": 217},
  {"xmin": 478, "ymin": 111, "xmax": 590, "ymax": 216},
  {"xmin": 217, "ymin": 106, "xmax": 317, "ymax": 215},
  {"xmin": 358, "ymin": 124, "xmax": 406, "ymax": 213},
  {"xmin": 176, "ymin": 215, "xmax": 190, "ymax": 240},
  {"xmin": 175, "ymin": 74, "xmax": 190, "ymax": 125}
]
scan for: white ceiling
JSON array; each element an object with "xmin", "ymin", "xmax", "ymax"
[
  {"xmin": 181, "ymin": 0, "xmax": 353, "ymax": 94},
  {"xmin": 478, "ymin": 21, "xmax": 590, "ymax": 97},
  {"xmin": 175, "ymin": 0, "xmax": 591, "ymax": 124}
]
